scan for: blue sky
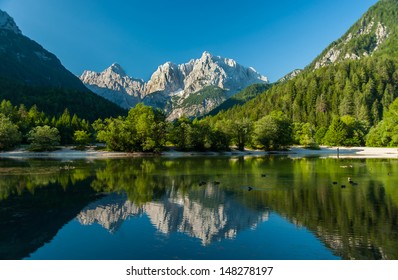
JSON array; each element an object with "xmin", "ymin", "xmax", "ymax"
[{"xmin": 0, "ymin": 0, "xmax": 379, "ymax": 82}]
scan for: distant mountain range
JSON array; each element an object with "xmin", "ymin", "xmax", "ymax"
[
  {"xmin": 0, "ymin": 10, "xmax": 125, "ymax": 120},
  {"xmin": 2, "ymin": 0, "xmax": 398, "ymax": 124},
  {"xmin": 80, "ymin": 52, "xmax": 268, "ymax": 120}
]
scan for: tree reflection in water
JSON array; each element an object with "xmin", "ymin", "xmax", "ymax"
[{"xmin": 0, "ymin": 156, "xmax": 398, "ymax": 259}]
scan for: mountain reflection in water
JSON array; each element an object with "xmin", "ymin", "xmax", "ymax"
[
  {"xmin": 1, "ymin": 156, "xmax": 398, "ymax": 260},
  {"xmin": 77, "ymin": 189, "xmax": 269, "ymax": 245}
]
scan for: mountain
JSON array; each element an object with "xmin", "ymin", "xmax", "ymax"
[
  {"xmin": 310, "ymin": 0, "xmax": 397, "ymax": 70},
  {"xmin": 77, "ymin": 190, "xmax": 269, "ymax": 246},
  {"xmin": 205, "ymin": 83, "xmax": 270, "ymax": 116},
  {"xmin": 210, "ymin": 0, "xmax": 398, "ymax": 141},
  {"xmin": 80, "ymin": 51, "xmax": 268, "ymax": 120},
  {"xmin": 0, "ymin": 10, "xmax": 125, "ymax": 120},
  {"xmin": 277, "ymin": 69, "xmax": 302, "ymax": 83}
]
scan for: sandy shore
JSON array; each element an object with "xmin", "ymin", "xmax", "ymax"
[
  {"xmin": 0, "ymin": 146, "xmax": 398, "ymax": 159},
  {"xmin": 287, "ymin": 146, "xmax": 398, "ymax": 158},
  {"xmin": 0, "ymin": 147, "xmax": 135, "ymax": 159}
]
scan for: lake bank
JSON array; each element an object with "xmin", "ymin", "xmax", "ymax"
[{"xmin": 1, "ymin": 146, "xmax": 398, "ymax": 159}]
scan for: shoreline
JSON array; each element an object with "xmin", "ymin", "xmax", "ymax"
[{"xmin": 1, "ymin": 146, "xmax": 398, "ymax": 160}]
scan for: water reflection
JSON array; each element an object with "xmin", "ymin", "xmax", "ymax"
[
  {"xmin": 1, "ymin": 156, "xmax": 398, "ymax": 259},
  {"xmin": 77, "ymin": 188, "xmax": 269, "ymax": 245}
]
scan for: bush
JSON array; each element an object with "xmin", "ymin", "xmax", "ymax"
[
  {"xmin": 0, "ymin": 114, "xmax": 22, "ymax": 150},
  {"xmin": 28, "ymin": 125, "xmax": 60, "ymax": 151}
]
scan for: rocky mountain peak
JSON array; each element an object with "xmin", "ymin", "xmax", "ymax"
[
  {"xmin": 81, "ymin": 52, "xmax": 268, "ymax": 119},
  {"xmin": 108, "ymin": 63, "xmax": 126, "ymax": 76},
  {"xmin": 0, "ymin": 10, "xmax": 21, "ymax": 34},
  {"xmin": 145, "ymin": 61, "xmax": 183, "ymax": 94},
  {"xmin": 200, "ymin": 51, "xmax": 213, "ymax": 61}
]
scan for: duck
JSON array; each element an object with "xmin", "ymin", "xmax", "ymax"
[{"xmin": 348, "ymin": 177, "xmax": 358, "ymax": 185}]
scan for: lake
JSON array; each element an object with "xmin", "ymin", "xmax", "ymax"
[{"xmin": 0, "ymin": 155, "xmax": 397, "ymax": 260}]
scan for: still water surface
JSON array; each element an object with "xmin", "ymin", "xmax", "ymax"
[{"xmin": 0, "ymin": 155, "xmax": 397, "ymax": 260}]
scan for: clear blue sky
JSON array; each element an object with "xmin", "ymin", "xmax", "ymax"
[{"xmin": 0, "ymin": 0, "xmax": 379, "ymax": 82}]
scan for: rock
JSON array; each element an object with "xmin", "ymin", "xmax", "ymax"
[
  {"xmin": 80, "ymin": 52, "xmax": 268, "ymax": 119},
  {"xmin": 80, "ymin": 63, "xmax": 145, "ymax": 109},
  {"xmin": 313, "ymin": 19, "xmax": 389, "ymax": 70},
  {"xmin": 0, "ymin": 10, "xmax": 21, "ymax": 34}
]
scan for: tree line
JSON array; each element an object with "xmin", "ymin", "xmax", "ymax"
[
  {"xmin": 209, "ymin": 56, "xmax": 398, "ymax": 148},
  {"xmin": 2, "ymin": 56, "xmax": 398, "ymax": 153},
  {"xmin": 0, "ymin": 99, "xmax": 294, "ymax": 152},
  {"xmin": 0, "ymin": 100, "xmax": 90, "ymax": 151}
]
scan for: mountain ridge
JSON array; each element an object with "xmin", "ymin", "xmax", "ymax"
[
  {"xmin": 206, "ymin": 0, "xmax": 398, "ymax": 147},
  {"xmin": 309, "ymin": 0, "xmax": 397, "ymax": 70},
  {"xmin": 80, "ymin": 51, "xmax": 268, "ymax": 119},
  {"xmin": 0, "ymin": 9, "xmax": 126, "ymax": 120}
]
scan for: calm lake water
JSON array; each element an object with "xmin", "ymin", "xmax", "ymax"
[{"xmin": 0, "ymin": 155, "xmax": 397, "ymax": 260}]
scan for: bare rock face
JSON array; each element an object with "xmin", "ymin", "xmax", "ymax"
[
  {"xmin": 183, "ymin": 52, "xmax": 268, "ymax": 96},
  {"xmin": 314, "ymin": 19, "xmax": 389, "ymax": 69},
  {"xmin": 80, "ymin": 52, "xmax": 268, "ymax": 118},
  {"xmin": 0, "ymin": 10, "xmax": 21, "ymax": 34},
  {"xmin": 145, "ymin": 62, "xmax": 185, "ymax": 95},
  {"xmin": 277, "ymin": 69, "xmax": 303, "ymax": 83},
  {"xmin": 80, "ymin": 63, "xmax": 145, "ymax": 109}
]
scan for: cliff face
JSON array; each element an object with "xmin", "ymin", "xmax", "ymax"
[{"xmin": 80, "ymin": 52, "xmax": 268, "ymax": 119}]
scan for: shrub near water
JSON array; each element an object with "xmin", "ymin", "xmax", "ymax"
[
  {"xmin": 0, "ymin": 113, "xmax": 21, "ymax": 150},
  {"xmin": 27, "ymin": 125, "xmax": 60, "ymax": 151}
]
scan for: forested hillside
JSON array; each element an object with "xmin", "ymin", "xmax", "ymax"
[{"xmin": 206, "ymin": 0, "xmax": 398, "ymax": 147}]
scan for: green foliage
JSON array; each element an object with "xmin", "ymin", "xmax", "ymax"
[
  {"xmin": 179, "ymin": 86, "xmax": 226, "ymax": 108},
  {"xmin": 293, "ymin": 122, "xmax": 316, "ymax": 147},
  {"xmin": 0, "ymin": 78, "xmax": 126, "ymax": 122},
  {"xmin": 321, "ymin": 116, "xmax": 367, "ymax": 146},
  {"xmin": 206, "ymin": 84, "xmax": 270, "ymax": 116},
  {"xmin": 322, "ymin": 118, "xmax": 349, "ymax": 146},
  {"xmin": 0, "ymin": 113, "xmax": 22, "ymax": 150},
  {"xmin": 94, "ymin": 104, "xmax": 167, "ymax": 152},
  {"xmin": 366, "ymin": 97, "xmax": 398, "ymax": 146},
  {"xmin": 73, "ymin": 130, "xmax": 91, "ymax": 147},
  {"xmin": 205, "ymin": 0, "xmax": 398, "ymax": 149},
  {"xmin": 27, "ymin": 125, "xmax": 60, "ymax": 151},
  {"xmin": 168, "ymin": 117, "xmax": 192, "ymax": 151},
  {"xmin": 254, "ymin": 111, "xmax": 293, "ymax": 150},
  {"xmin": 228, "ymin": 118, "xmax": 253, "ymax": 151}
]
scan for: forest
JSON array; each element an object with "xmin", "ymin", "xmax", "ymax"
[{"xmin": 1, "ymin": 56, "xmax": 398, "ymax": 152}]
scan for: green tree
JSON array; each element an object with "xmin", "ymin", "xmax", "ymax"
[
  {"xmin": 28, "ymin": 125, "xmax": 61, "ymax": 151},
  {"xmin": 230, "ymin": 118, "xmax": 253, "ymax": 151},
  {"xmin": 293, "ymin": 122, "xmax": 317, "ymax": 147},
  {"xmin": 0, "ymin": 114, "xmax": 22, "ymax": 150},
  {"xmin": 323, "ymin": 117, "xmax": 348, "ymax": 146},
  {"xmin": 340, "ymin": 115, "xmax": 367, "ymax": 146},
  {"xmin": 73, "ymin": 130, "xmax": 91, "ymax": 147},
  {"xmin": 125, "ymin": 104, "xmax": 167, "ymax": 152},
  {"xmin": 0, "ymin": 100, "xmax": 17, "ymax": 121},
  {"xmin": 366, "ymin": 98, "xmax": 398, "ymax": 147},
  {"xmin": 94, "ymin": 104, "xmax": 166, "ymax": 152},
  {"xmin": 56, "ymin": 108, "xmax": 72, "ymax": 145},
  {"xmin": 169, "ymin": 117, "xmax": 193, "ymax": 151},
  {"xmin": 94, "ymin": 117, "xmax": 131, "ymax": 151},
  {"xmin": 254, "ymin": 111, "xmax": 293, "ymax": 150}
]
